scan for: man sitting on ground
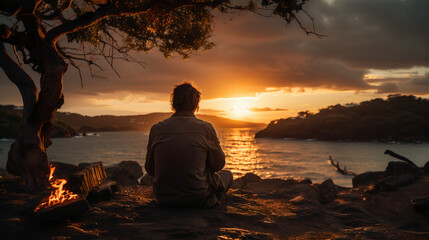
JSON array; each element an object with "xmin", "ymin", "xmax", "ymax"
[{"xmin": 145, "ymin": 82, "xmax": 233, "ymax": 207}]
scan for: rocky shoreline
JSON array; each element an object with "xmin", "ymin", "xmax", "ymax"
[{"xmin": 1, "ymin": 160, "xmax": 429, "ymax": 240}]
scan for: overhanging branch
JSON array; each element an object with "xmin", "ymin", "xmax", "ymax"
[
  {"xmin": 45, "ymin": 0, "xmax": 228, "ymax": 43},
  {"xmin": 46, "ymin": 1, "xmax": 157, "ymax": 43}
]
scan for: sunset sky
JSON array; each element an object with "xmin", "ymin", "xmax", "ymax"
[{"xmin": 1, "ymin": 0, "xmax": 428, "ymax": 123}]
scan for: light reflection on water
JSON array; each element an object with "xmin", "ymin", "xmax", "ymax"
[
  {"xmin": 217, "ymin": 128, "xmax": 429, "ymax": 187},
  {"xmin": 1, "ymin": 129, "xmax": 429, "ymax": 187}
]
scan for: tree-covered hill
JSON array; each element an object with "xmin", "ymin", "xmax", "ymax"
[
  {"xmin": 1, "ymin": 105, "xmax": 264, "ymax": 139},
  {"xmin": 0, "ymin": 105, "xmax": 21, "ymax": 139},
  {"xmin": 0, "ymin": 105, "xmax": 77, "ymax": 139},
  {"xmin": 54, "ymin": 112, "xmax": 265, "ymax": 132},
  {"xmin": 255, "ymin": 95, "xmax": 429, "ymax": 142}
]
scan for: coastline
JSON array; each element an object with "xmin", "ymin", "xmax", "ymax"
[
  {"xmin": 1, "ymin": 160, "xmax": 429, "ymax": 240},
  {"xmin": 274, "ymin": 136, "xmax": 429, "ymax": 144}
]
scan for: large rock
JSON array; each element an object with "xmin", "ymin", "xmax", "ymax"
[
  {"xmin": 240, "ymin": 173, "xmax": 261, "ymax": 184},
  {"xmin": 385, "ymin": 161, "xmax": 419, "ymax": 178},
  {"xmin": 119, "ymin": 161, "xmax": 143, "ymax": 180},
  {"xmin": 140, "ymin": 174, "xmax": 153, "ymax": 186},
  {"xmin": 375, "ymin": 175, "xmax": 416, "ymax": 191},
  {"xmin": 318, "ymin": 179, "xmax": 338, "ymax": 203},
  {"xmin": 231, "ymin": 178, "xmax": 244, "ymax": 189},
  {"xmin": 78, "ymin": 162, "xmax": 92, "ymax": 169},
  {"xmin": 352, "ymin": 171, "xmax": 385, "ymax": 188},
  {"xmin": 424, "ymin": 161, "xmax": 429, "ymax": 173},
  {"xmin": 298, "ymin": 178, "xmax": 312, "ymax": 184},
  {"xmin": 106, "ymin": 161, "xmax": 143, "ymax": 185},
  {"xmin": 411, "ymin": 195, "xmax": 429, "ymax": 215}
]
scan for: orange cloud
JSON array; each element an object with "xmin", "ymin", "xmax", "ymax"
[{"xmin": 248, "ymin": 107, "xmax": 287, "ymax": 112}]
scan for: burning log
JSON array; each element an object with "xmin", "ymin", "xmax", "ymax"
[
  {"xmin": 34, "ymin": 196, "xmax": 90, "ymax": 223},
  {"xmin": 329, "ymin": 156, "xmax": 356, "ymax": 176},
  {"xmin": 33, "ymin": 162, "xmax": 117, "ymax": 222},
  {"xmin": 34, "ymin": 165, "xmax": 89, "ymax": 222},
  {"xmin": 34, "ymin": 165, "xmax": 79, "ymax": 212}
]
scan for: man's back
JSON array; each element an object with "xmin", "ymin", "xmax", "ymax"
[{"xmin": 145, "ymin": 112, "xmax": 225, "ymax": 206}]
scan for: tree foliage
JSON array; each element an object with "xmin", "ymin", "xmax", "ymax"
[
  {"xmin": 1, "ymin": 0, "xmax": 317, "ymax": 77},
  {"xmin": 256, "ymin": 95, "xmax": 429, "ymax": 142}
]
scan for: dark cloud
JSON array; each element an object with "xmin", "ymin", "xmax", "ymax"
[
  {"xmin": 377, "ymin": 82, "xmax": 398, "ymax": 93},
  {"xmin": 46, "ymin": 0, "xmax": 429, "ymax": 99},
  {"xmin": 2, "ymin": 0, "xmax": 429, "ymax": 110},
  {"xmin": 306, "ymin": 0, "xmax": 429, "ymax": 69},
  {"xmin": 370, "ymin": 73, "xmax": 429, "ymax": 94},
  {"xmin": 411, "ymin": 74, "xmax": 429, "ymax": 86},
  {"xmin": 248, "ymin": 107, "xmax": 287, "ymax": 112}
]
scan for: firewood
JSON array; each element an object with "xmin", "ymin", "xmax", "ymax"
[
  {"xmin": 34, "ymin": 196, "xmax": 89, "ymax": 223},
  {"xmin": 68, "ymin": 162, "xmax": 107, "ymax": 196},
  {"xmin": 87, "ymin": 180, "xmax": 119, "ymax": 201}
]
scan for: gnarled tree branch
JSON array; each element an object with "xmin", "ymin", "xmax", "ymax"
[
  {"xmin": 0, "ymin": 41, "xmax": 38, "ymax": 125},
  {"xmin": 36, "ymin": 0, "xmax": 73, "ymax": 21}
]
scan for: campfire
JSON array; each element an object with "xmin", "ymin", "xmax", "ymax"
[
  {"xmin": 34, "ymin": 164, "xmax": 79, "ymax": 212},
  {"xmin": 33, "ymin": 162, "xmax": 117, "ymax": 222}
]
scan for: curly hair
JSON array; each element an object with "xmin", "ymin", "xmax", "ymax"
[{"xmin": 170, "ymin": 81, "xmax": 201, "ymax": 113}]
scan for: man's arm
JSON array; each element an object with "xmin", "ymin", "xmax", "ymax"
[
  {"xmin": 145, "ymin": 127, "xmax": 155, "ymax": 176},
  {"xmin": 206, "ymin": 124, "xmax": 225, "ymax": 172}
]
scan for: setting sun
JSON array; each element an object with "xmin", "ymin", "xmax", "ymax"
[
  {"xmin": 232, "ymin": 105, "xmax": 250, "ymax": 117},
  {"xmin": 230, "ymin": 99, "xmax": 252, "ymax": 118}
]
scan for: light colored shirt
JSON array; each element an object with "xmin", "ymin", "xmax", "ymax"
[{"xmin": 145, "ymin": 111, "xmax": 225, "ymax": 206}]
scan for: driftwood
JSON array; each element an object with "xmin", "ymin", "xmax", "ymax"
[
  {"xmin": 329, "ymin": 156, "xmax": 356, "ymax": 176},
  {"xmin": 384, "ymin": 150, "xmax": 418, "ymax": 168}
]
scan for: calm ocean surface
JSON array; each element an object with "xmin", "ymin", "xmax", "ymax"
[{"xmin": 1, "ymin": 129, "xmax": 429, "ymax": 187}]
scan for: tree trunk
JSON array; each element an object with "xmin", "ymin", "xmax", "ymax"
[{"xmin": 0, "ymin": 39, "xmax": 67, "ymax": 191}]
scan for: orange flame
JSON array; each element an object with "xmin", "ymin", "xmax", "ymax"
[{"xmin": 34, "ymin": 165, "xmax": 79, "ymax": 212}]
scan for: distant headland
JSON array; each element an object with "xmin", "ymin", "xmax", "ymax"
[
  {"xmin": 256, "ymin": 94, "xmax": 429, "ymax": 142},
  {"xmin": 0, "ymin": 105, "xmax": 265, "ymax": 139}
]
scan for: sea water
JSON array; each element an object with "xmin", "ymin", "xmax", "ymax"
[{"xmin": 1, "ymin": 129, "xmax": 428, "ymax": 187}]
